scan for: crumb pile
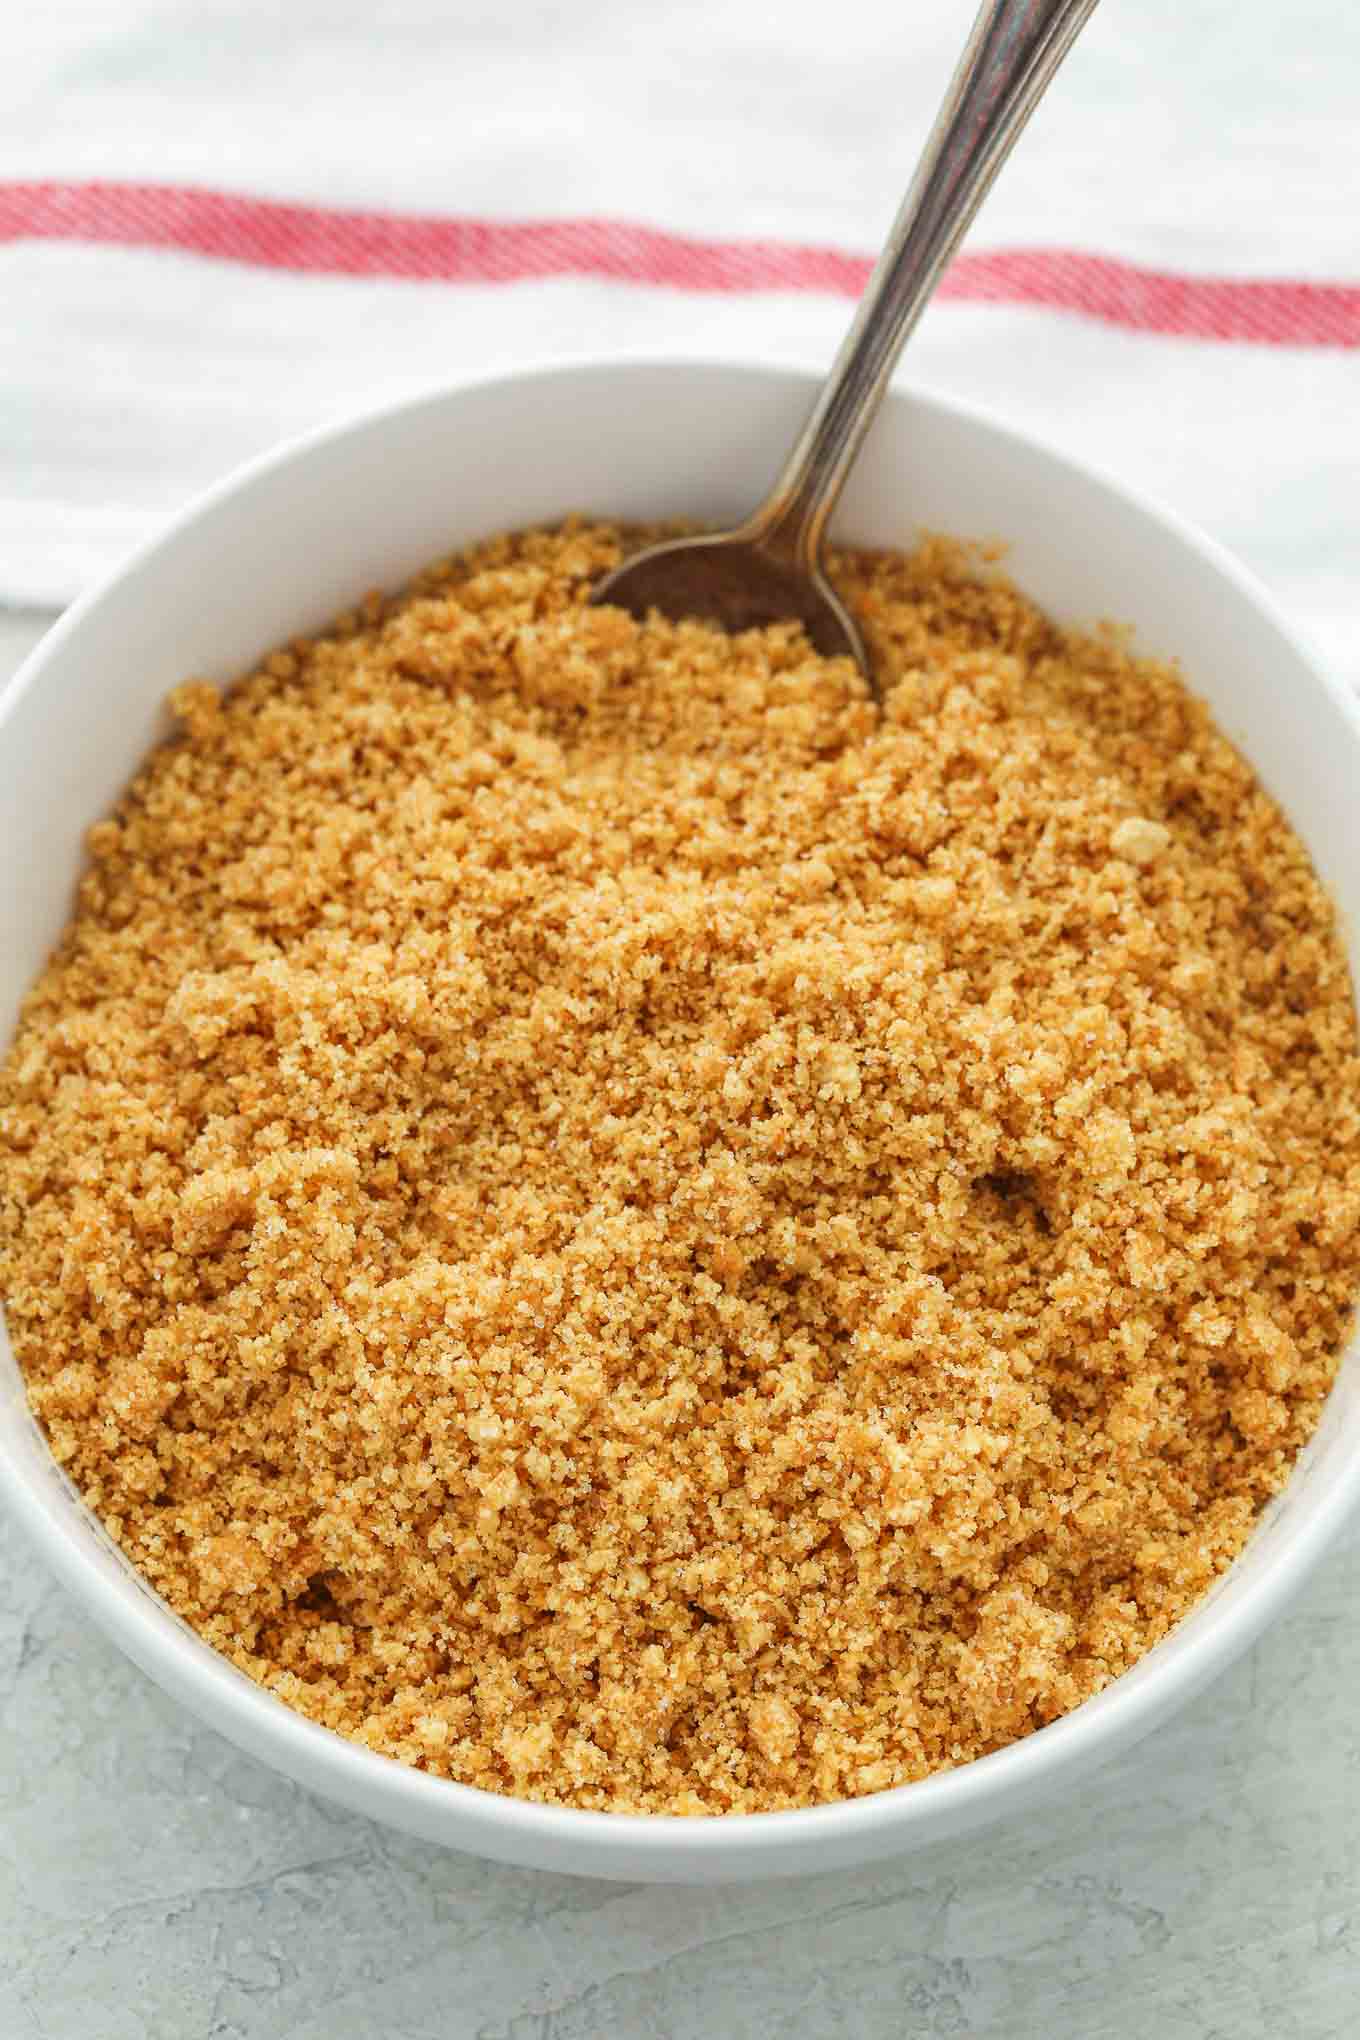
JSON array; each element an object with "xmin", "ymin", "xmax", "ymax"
[{"xmin": 2, "ymin": 522, "xmax": 1358, "ymax": 1814}]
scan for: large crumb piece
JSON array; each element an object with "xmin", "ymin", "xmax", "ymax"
[{"xmin": 2, "ymin": 520, "xmax": 1358, "ymax": 1815}]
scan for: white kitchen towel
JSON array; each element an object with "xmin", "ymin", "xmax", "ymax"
[{"xmin": 2, "ymin": 0, "xmax": 1358, "ymax": 682}]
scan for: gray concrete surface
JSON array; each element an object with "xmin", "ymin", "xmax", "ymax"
[{"xmin": 2, "ymin": 608, "xmax": 1358, "ymax": 2040}]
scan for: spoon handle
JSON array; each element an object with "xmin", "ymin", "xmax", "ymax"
[{"xmin": 749, "ymin": 0, "xmax": 1101, "ymax": 567}]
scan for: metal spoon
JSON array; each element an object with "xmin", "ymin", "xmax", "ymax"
[{"xmin": 593, "ymin": 0, "xmax": 1100, "ymax": 692}]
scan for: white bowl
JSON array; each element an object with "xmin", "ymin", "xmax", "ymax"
[{"xmin": 2, "ymin": 357, "xmax": 1359, "ymax": 1884}]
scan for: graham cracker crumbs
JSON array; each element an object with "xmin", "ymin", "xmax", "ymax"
[{"xmin": 2, "ymin": 519, "xmax": 1358, "ymax": 1815}]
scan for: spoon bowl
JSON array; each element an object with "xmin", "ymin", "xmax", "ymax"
[{"xmin": 593, "ymin": 525, "xmax": 868, "ymax": 668}]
